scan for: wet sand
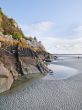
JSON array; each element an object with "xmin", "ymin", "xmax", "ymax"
[{"xmin": 0, "ymin": 58, "xmax": 82, "ymax": 110}]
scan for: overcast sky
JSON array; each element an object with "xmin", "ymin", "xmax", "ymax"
[{"xmin": 0, "ymin": 0, "xmax": 82, "ymax": 54}]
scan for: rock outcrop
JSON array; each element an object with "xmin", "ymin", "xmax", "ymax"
[
  {"xmin": 0, "ymin": 61, "xmax": 14, "ymax": 93},
  {"xmin": 0, "ymin": 8, "xmax": 49, "ymax": 93}
]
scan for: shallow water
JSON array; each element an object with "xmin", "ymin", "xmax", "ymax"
[
  {"xmin": 0, "ymin": 56, "xmax": 82, "ymax": 110},
  {"xmin": 43, "ymin": 64, "xmax": 78, "ymax": 80}
]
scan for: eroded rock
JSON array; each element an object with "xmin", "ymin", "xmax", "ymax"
[{"xmin": 0, "ymin": 62, "xmax": 14, "ymax": 93}]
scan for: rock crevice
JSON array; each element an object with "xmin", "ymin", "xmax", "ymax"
[
  {"xmin": 0, "ymin": 8, "xmax": 49, "ymax": 93},
  {"xmin": 14, "ymin": 44, "xmax": 24, "ymax": 76}
]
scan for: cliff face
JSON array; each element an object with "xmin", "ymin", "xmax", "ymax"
[{"xmin": 0, "ymin": 8, "xmax": 49, "ymax": 93}]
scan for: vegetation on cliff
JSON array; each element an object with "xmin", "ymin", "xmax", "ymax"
[
  {"xmin": 0, "ymin": 8, "xmax": 49, "ymax": 93},
  {"xmin": 0, "ymin": 8, "xmax": 46, "ymax": 53},
  {"xmin": 0, "ymin": 8, "xmax": 24, "ymax": 39}
]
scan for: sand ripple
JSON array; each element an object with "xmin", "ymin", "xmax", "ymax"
[
  {"xmin": 0, "ymin": 74, "xmax": 82, "ymax": 110},
  {"xmin": 0, "ymin": 58, "xmax": 82, "ymax": 110}
]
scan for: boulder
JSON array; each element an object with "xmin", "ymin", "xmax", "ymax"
[{"xmin": 0, "ymin": 62, "xmax": 14, "ymax": 93}]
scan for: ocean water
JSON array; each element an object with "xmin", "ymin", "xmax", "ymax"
[
  {"xmin": 43, "ymin": 64, "xmax": 78, "ymax": 80},
  {"xmin": 0, "ymin": 54, "xmax": 82, "ymax": 110},
  {"xmin": 55, "ymin": 54, "xmax": 82, "ymax": 60},
  {"xmin": 43, "ymin": 54, "xmax": 81, "ymax": 80}
]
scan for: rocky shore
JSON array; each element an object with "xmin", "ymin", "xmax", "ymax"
[
  {"xmin": 0, "ymin": 57, "xmax": 82, "ymax": 110},
  {"xmin": 0, "ymin": 8, "xmax": 49, "ymax": 93}
]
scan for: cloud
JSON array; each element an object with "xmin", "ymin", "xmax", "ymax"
[
  {"xmin": 41, "ymin": 37, "xmax": 82, "ymax": 54},
  {"xmin": 73, "ymin": 25, "xmax": 82, "ymax": 32},
  {"xmin": 20, "ymin": 21, "xmax": 54, "ymax": 36},
  {"xmin": 20, "ymin": 23, "xmax": 82, "ymax": 54}
]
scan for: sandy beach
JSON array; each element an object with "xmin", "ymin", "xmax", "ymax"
[{"xmin": 0, "ymin": 57, "xmax": 82, "ymax": 110}]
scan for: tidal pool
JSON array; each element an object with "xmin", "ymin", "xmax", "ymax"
[{"xmin": 43, "ymin": 64, "xmax": 78, "ymax": 80}]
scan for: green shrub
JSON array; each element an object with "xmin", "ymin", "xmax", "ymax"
[{"xmin": 12, "ymin": 32, "xmax": 23, "ymax": 39}]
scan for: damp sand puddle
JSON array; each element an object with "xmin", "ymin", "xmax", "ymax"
[{"xmin": 43, "ymin": 64, "xmax": 78, "ymax": 80}]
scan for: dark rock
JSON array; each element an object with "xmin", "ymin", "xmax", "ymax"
[{"xmin": 49, "ymin": 69, "xmax": 53, "ymax": 73}]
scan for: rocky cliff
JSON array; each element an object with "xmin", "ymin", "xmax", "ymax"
[{"xmin": 0, "ymin": 8, "xmax": 49, "ymax": 93}]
